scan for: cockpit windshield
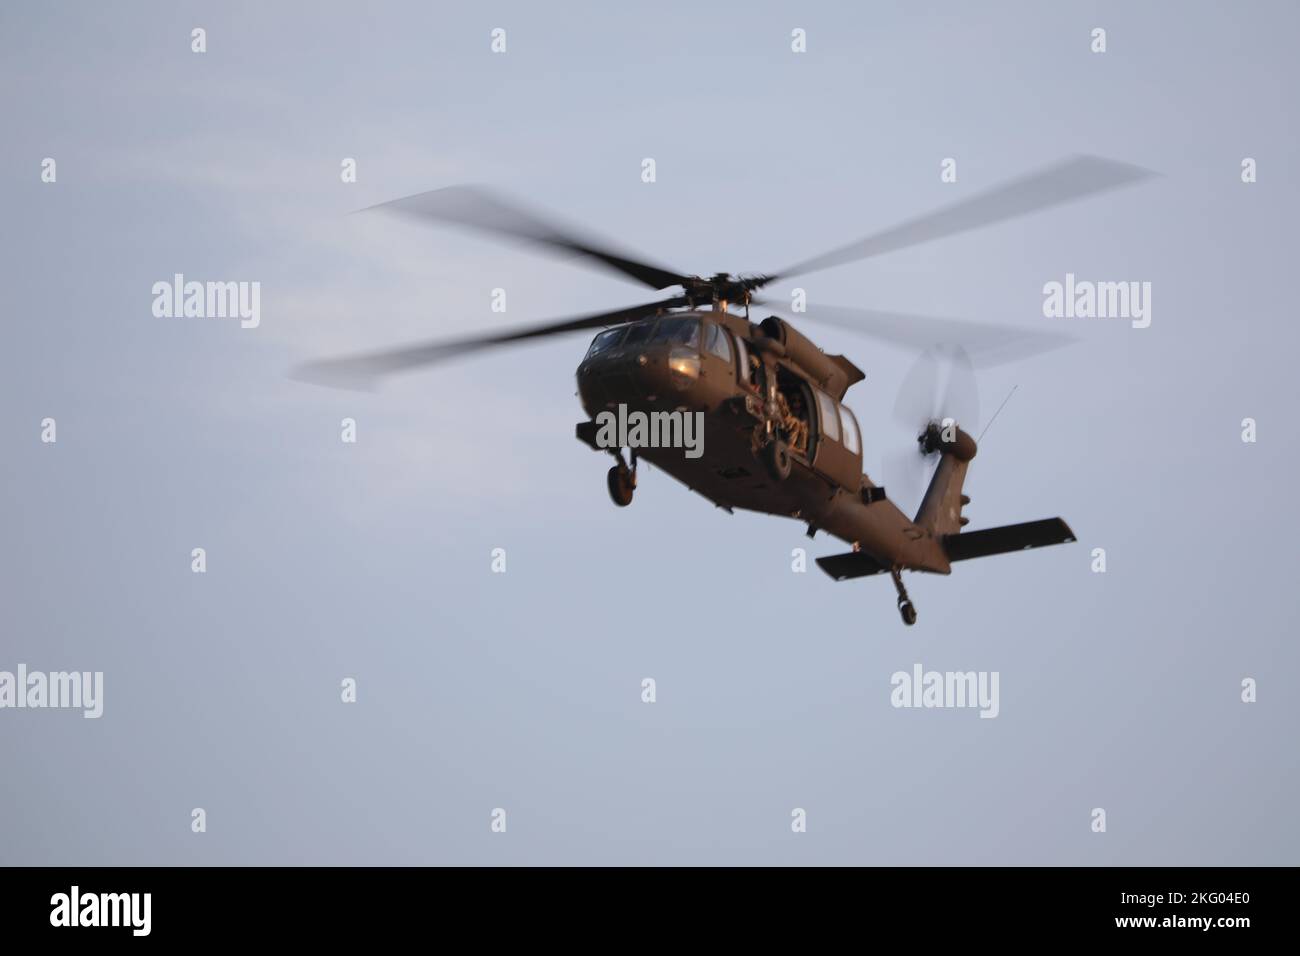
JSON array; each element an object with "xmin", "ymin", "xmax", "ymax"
[
  {"xmin": 622, "ymin": 320, "xmax": 656, "ymax": 347},
  {"xmin": 586, "ymin": 327, "xmax": 625, "ymax": 358},
  {"xmin": 588, "ymin": 317, "xmax": 699, "ymax": 356},
  {"xmin": 649, "ymin": 316, "xmax": 700, "ymax": 347}
]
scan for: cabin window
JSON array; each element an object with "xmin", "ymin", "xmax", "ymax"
[
  {"xmin": 840, "ymin": 403, "xmax": 860, "ymax": 454},
  {"xmin": 816, "ymin": 389, "xmax": 840, "ymax": 442},
  {"xmin": 705, "ymin": 323, "xmax": 732, "ymax": 364},
  {"xmin": 586, "ymin": 327, "xmax": 625, "ymax": 358},
  {"xmin": 650, "ymin": 316, "xmax": 700, "ymax": 347}
]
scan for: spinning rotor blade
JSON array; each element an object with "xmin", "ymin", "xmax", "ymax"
[
  {"xmin": 365, "ymin": 186, "xmax": 692, "ymax": 291},
  {"xmin": 887, "ymin": 347, "xmax": 980, "ymax": 513},
  {"xmin": 762, "ymin": 155, "xmax": 1155, "ymax": 284},
  {"xmin": 892, "ymin": 347, "xmax": 981, "ymax": 434},
  {"xmin": 884, "ymin": 447, "xmax": 935, "ymax": 520},
  {"xmin": 886, "ymin": 351, "xmax": 939, "ymax": 512},
  {"xmin": 293, "ymin": 295, "xmax": 688, "ymax": 390},
  {"xmin": 892, "ymin": 349, "xmax": 941, "ymax": 428},
  {"xmin": 941, "ymin": 347, "xmax": 980, "ymax": 434},
  {"xmin": 788, "ymin": 303, "xmax": 1075, "ymax": 368}
]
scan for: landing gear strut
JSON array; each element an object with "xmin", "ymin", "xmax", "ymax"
[
  {"xmin": 607, "ymin": 449, "xmax": 636, "ymax": 507},
  {"xmin": 891, "ymin": 567, "xmax": 917, "ymax": 626}
]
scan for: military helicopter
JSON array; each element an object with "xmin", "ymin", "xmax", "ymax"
[{"xmin": 297, "ymin": 155, "xmax": 1152, "ymax": 625}]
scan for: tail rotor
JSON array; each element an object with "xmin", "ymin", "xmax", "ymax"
[{"xmin": 885, "ymin": 347, "xmax": 980, "ymax": 513}]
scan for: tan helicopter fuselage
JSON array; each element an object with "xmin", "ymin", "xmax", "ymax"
[{"xmin": 575, "ymin": 308, "xmax": 958, "ymax": 574}]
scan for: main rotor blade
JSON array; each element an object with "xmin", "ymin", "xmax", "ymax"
[
  {"xmin": 787, "ymin": 303, "xmax": 1076, "ymax": 368},
  {"xmin": 764, "ymin": 155, "xmax": 1155, "ymax": 283},
  {"xmin": 293, "ymin": 295, "xmax": 688, "ymax": 390},
  {"xmin": 365, "ymin": 185, "xmax": 692, "ymax": 291}
]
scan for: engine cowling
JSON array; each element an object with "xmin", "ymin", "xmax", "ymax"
[{"xmin": 758, "ymin": 316, "xmax": 862, "ymax": 399}]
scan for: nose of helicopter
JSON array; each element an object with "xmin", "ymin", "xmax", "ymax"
[{"xmin": 576, "ymin": 343, "xmax": 700, "ymax": 416}]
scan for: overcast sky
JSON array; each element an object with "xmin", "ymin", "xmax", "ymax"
[{"xmin": 2, "ymin": 0, "xmax": 1297, "ymax": 864}]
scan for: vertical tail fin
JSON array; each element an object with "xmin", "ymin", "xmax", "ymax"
[{"xmin": 914, "ymin": 424, "xmax": 977, "ymax": 535}]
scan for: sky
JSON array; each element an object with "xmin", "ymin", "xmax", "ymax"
[{"xmin": 1, "ymin": 0, "xmax": 1297, "ymax": 865}]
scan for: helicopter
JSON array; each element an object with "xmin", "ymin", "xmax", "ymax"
[{"xmin": 296, "ymin": 155, "xmax": 1153, "ymax": 625}]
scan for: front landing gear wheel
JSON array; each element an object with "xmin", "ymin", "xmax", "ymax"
[
  {"xmin": 607, "ymin": 465, "xmax": 634, "ymax": 507},
  {"xmin": 897, "ymin": 599, "xmax": 917, "ymax": 626}
]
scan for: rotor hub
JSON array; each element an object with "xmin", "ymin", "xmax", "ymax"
[
  {"xmin": 917, "ymin": 421, "xmax": 978, "ymax": 462},
  {"xmin": 682, "ymin": 273, "xmax": 772, "ymax": 307}
]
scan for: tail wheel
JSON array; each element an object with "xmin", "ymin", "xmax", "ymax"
[
  {"xmin": 891, "ymin": 568, "xmax": 917, "ymax": 626},
  {"xmin": 761, "ymin": 439, "xmax": 792, "ymax": 482},
  {"xmin": 607, "ymin": 465, "xmax": 634, "ymax": 507},
  {"xmin": 898, "ymin": 599, "xmax": 918, "ymax": 626}
]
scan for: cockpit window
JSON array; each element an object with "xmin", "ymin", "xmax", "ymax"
[
  {"xmin": 734, "ymin": 335, "xmax": 752, "ymax": 384},
  {"xmin": 623, "ymin": 320, "xmax": 657, "ymax": 346},
  {"xmin": 650, "ymin": 316, "xmax": 700, "ymax": 347},
  {"xmin": 586, "ymin": 327, "xmax": 625, "ymax": 358},
  {"xmin": 705, "ymin": 323, "xmax": 732, "ymax": 363}
]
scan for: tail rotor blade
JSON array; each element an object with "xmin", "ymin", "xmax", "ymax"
[
  {"xmin": 884, "ymin": 447, "xmax": 935, "ymax": 517},
  {"xmin": 892, "ymin": 346, "xmax": 981, "ymax": 433},
  {"xmin": 938, "ymin": 346, "xmax": 980, "ymax": 433},
  {"xmin": 893, "ymin": 349, "xmax": 941, "ymax": 429}
]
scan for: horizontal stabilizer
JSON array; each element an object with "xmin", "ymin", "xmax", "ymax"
[
  {"xmin": 944, "ymin": 517, "xmax": 1075, "ymax": 562},
  {"xmin": 816, "ymin": 550, "xmax": 889, "ymax": 581}
]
